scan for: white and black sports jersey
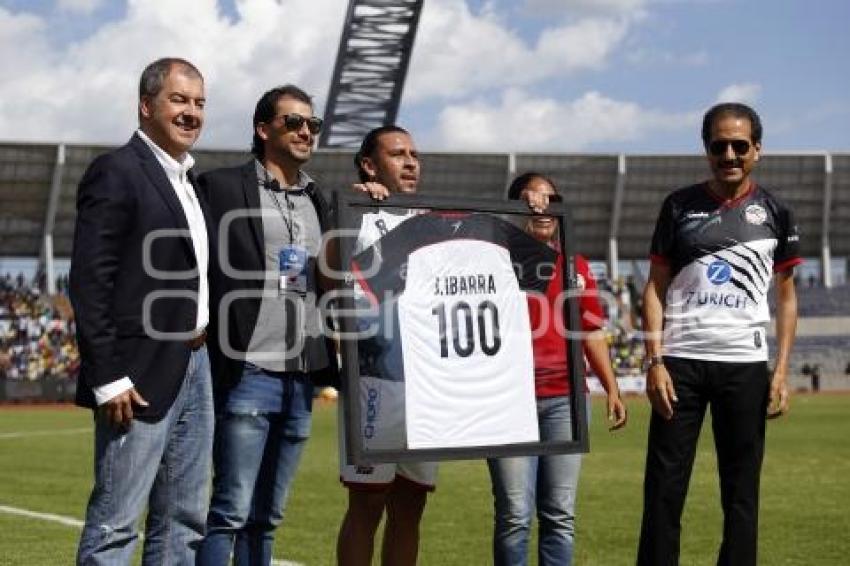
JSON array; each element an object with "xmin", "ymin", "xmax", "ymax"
[
  {"xmin": 341, "ymin": 209, "xmax": 423, "ymax": 458},
  {"xmin": 350, "ymin": 208, "xmax": 417, "ymax": 381},
  {"xmin": 354, "ymin": 208, "xmax": 417, "ymax": 255},
  {"xmin": 650, "ymin": 183, "xmax": 801, "ymax": 362},
  {"xmin": 352, "ymin": 213, "xmax": 557, "ymax": 449}
]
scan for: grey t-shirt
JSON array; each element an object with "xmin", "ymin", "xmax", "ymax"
[{"xmin": 245, "ymin": 162, "xmax": 329, "ymax": 373}]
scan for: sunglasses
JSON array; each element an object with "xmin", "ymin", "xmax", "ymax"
[
  {"xmin": 274, "ymin": 113, "xmax": 323, "ymax": 134},
  {"xmin": 708, "ymin": 139, "xmax": 751, "ymax": 156}
]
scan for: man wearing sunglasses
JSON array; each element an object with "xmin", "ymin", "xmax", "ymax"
[
  {"xmin": 638, "ymin": 102, "xmax": 800, "ymax": 566},
  {"xmin": 196, "ymin": 85, "xmax": 338, "ymax": 565}
]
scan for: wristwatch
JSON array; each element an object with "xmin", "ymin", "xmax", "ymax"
[{"xmin": 643, "ymin": 355, "xmax": 665, "ymax": 372}]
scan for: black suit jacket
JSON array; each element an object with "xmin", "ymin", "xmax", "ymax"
[
  {"xmin": 197, "ymin": 161, "xmax": 339, "ymax": 389},
  {"xmin": 70, "ymin": 134, "xmax": 208, "ymax": 418}
]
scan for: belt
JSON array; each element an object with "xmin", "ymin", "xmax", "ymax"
[{"xmin": 186, "ymin": 329, "xmax": 207, "ymax": 351}]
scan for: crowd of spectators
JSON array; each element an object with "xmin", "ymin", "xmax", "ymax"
[
  {"xmin": 0, "ymin": 273, "xmax": 79, "ymax": 384},
  {"xmin": 4, "ymin": 265, "xmax": 841, "ymax": 390},
  {"xmin": 1, "ymin": 267, "xmax": 845, "ymax": 396},
  {"xmin": 597, "ymin": 275, "xmax": 646, "ymax": 376},
  {"xmin": 2, "ymin": 265, "xmax": 646, "ymax": 390}
]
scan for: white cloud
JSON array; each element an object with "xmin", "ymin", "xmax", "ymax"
[
  {"xmin": 522, "ymin": 0, "xmax": 647, "ymax": 17},
  {"xmin": 0, "ymin": 0, "xmax": 345, "ymax": 148},
  {"xmin": 0, "ymin": 0, "xmax": 681, "ymax": 153},
  {"xmin": 56, "ymin": 0, "xmax": 105, "ymax": 15},
  {"xmin": 407, "ymin": 0, "xmax": 634, "ymax": 102},
  {"xmin": 626, "ymin": 47, "xmax": 708, "ymax": 67},
  {"xmin": 715, "ymin": 83, "xmax": 761, "ymax": 105},
  {"xmin": 0, "ymin": 9, "xmax": 53, "ymax": 134},
  {"xmin": 434, "ymin": 88, "xmax": 695, "ymax": 151}
]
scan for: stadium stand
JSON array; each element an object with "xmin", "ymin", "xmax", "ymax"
[
  {"xmin": 0, "ymin": 274, "xmax": 78, "ymax": 401},
  {"xmin": 0, "ymin": 143, "xmax": 847, "ymax": 395},
  {"xmin": 593, "ymin": 275, "xmax": 646, "ymax": 376},
  {"xmin": 763, "ymin": 283, "xmax": 850, "ymax": 389},
  {"xmin": 780, "ymin": 284, "xmax": 850, "ymax": 317},
  {"xmin": 3, "ymin": 143, "xmax": 847, "ymax": 259}
]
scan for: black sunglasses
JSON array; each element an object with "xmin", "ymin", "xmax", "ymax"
[
  {"xmin": 708, "ymin": 139, "xmax": 751, "ymax": 156},
  {"xmin": 274, "ymin": 113, "xmax": 323, "ymax": 134}
]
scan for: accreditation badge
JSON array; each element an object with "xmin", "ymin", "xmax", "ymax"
[{"xmin": 279, "ymin": 244, "xmax": 308, "ymax": 294}]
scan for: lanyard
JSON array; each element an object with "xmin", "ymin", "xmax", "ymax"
[{"xmin": 262, "ymin": 170, "xmax": 297, "ymax": 244}]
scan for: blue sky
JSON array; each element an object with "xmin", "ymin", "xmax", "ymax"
[{"xmin": 0, "ymin": 0, "xmax": 847, "ymax": 153}]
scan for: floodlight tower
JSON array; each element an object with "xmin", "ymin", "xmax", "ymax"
[{"xmin": 319, "ymin": 0, "xmax": 424, "ymax": 148}]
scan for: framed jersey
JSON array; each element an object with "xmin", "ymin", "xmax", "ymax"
[{"xmin": 331, "ymin": 191, "xmax": 589, "ymax": 464}]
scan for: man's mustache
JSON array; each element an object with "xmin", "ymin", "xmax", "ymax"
[{"xmin": 175, "ymin": 116, "xmax": 201, "ymax": 129}]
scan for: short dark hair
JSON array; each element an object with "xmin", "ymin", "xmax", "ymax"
[
  {"xmin": 139, "ymin": 58, "xmax": 202, "ymax": 99},
  {"xmin": 701, "ymin": 102, "xmax": 763, "ymax": 147},
  {"xmin": 354, "ymin": 125, "xmax": 411, "ymax": 182},
  {"xmin": 251, "ymin": 84, "xmax": 313, "ymax": 160},
  {"xmin": 506, "ymin": 171, "xmax": 557, "ymax": 200}
]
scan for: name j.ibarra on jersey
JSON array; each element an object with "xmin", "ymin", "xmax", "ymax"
[{"xmin": 433, "ymin": 274, "xmax": 497, "ymax": 296}]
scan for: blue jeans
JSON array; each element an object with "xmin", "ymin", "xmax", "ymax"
[
  {"xmin": 198, "ymin": 364, "xmax": 313, "ymax": 566},
  {"xmin": 77, "ymin": 346, "xmax": 214, "ymax": 566},
  {"xmin": 487, "ymin": 395, "xmax": 586, "ymax": 566}
]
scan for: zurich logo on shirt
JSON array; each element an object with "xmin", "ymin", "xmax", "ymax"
[{"xmin": 706, "ymin": 260, "xmax": 732, "ymax": 285}]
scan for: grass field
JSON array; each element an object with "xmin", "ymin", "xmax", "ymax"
[{"xmin": 1, "ymin": 394, "xmax": 849, "ymax": 565}]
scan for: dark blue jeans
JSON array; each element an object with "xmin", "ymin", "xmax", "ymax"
[{"xmin": 198, "ymin": 364, "xmax": 313, "ymax": 566}]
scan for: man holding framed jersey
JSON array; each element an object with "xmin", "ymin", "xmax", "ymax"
[
  {"xmin": 336, "ymin": 125, "xmax": 435, "ymax": 566},
  {"xmin": 637, "ymin": 103, "xmax": 800, "ymax": 566}
]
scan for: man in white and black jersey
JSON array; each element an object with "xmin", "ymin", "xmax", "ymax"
[
  {"xmin": 336, "ymin": 125, "xmax": 434, "ymax": 566},
  {"xmin": 638, "ymin": 103, "xmax": 801, "ymax": 566}
]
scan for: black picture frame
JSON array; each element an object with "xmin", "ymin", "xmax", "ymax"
[{"xmin": 332, "ymin": 190, "xmax": 589, "ymax": 464}]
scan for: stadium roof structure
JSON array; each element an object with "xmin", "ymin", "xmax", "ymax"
[{"xmin": 0, "ymin": 142, "xmax": 847, "ymax": 290}]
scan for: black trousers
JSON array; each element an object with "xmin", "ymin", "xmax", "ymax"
[{"xmin": 637, "ymin": 357, "xmax": 770, "ymax": 566}]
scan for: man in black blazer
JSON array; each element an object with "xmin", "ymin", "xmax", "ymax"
[
  {"xmin": 196, "ymin": 85, "xmax": 338, "ymax": 565},
  {"xmin": 71, "ymin": 57, "xmax": 214, "ymax": 565}
]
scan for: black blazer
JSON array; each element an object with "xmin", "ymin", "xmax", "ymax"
[
  {"xmin": 197, "ymin": 161, "xmax": 339, "ymax": 388},
  {"xmin": 70, "ymin": 134, "xmax": 208, "ymax": 418}
]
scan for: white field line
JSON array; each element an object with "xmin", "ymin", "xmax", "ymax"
[
  {"xmin": 0, "ymin": 504, "xmax": 84, "ymax": 527},
  {"xmin": 0, "ymin": 504, "xmax": 302, "ymax": 566},
  {"xmin": 0, "ymin": 427, "xmax": 90, "ymax": 440}
]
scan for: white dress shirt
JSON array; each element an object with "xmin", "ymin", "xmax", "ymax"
[{"xmin": 93, "ymin": 130, "xmax": 209, "ymax": 405}]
